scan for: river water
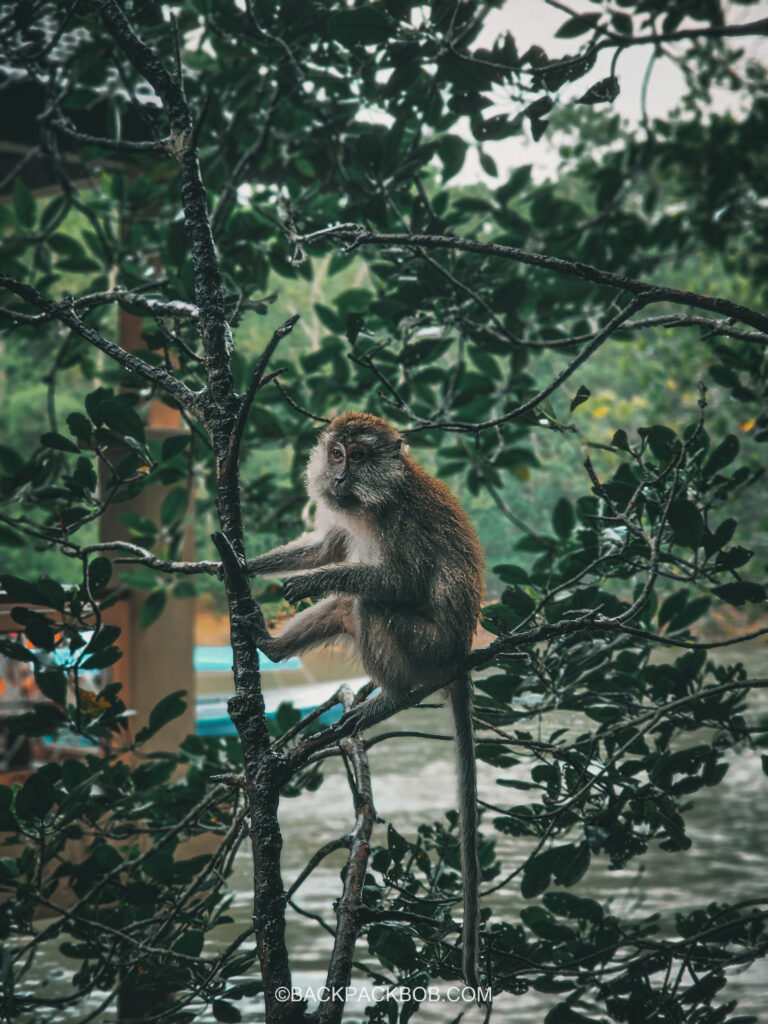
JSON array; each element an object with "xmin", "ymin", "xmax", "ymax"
[{"xmin": 22, "ymin": 648, "xmax": 767, "ymax": 1022}]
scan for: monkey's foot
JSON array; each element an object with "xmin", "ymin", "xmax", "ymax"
[{"xmin": 341, "ymin": 694, "xmax": 392, "ymax": 735}]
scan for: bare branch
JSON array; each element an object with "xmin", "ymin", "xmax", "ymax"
[
  {"xmin": 0, "ymin": 287, "xmax": 200, "ymax": 327},
  {"xmin": 0, "ymin": 274, "xmax": 201, "ymax": 413},
  {"xmin": 297, "ymin": 225, "xmax": 768, "ymax": 334}
]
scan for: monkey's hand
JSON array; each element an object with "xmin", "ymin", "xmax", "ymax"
[{"xmin": 283, "ymin": 572, "xmax": 324, "ymax": 604}]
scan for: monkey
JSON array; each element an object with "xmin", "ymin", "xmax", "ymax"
[{"xmin": 248, "ymin": 412, "xmax": 486, "ymax": 991}]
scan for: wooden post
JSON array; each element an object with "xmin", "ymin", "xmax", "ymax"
[{"xmin": 100, "ymin": 311, "xmax": 197, "ymax": 754}]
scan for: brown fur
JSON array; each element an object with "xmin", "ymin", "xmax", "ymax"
[{"xmin": 249, "ymin": 413, "xmax": 486, "ymax": 991}]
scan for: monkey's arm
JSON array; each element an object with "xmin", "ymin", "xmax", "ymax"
[
  {"xmin": 249, "ymin": 529, "xmax": 347, "ymax": 576},
  {"xmin": 283, "ymin": 563, "xmax": 419, "ymax": 604}
]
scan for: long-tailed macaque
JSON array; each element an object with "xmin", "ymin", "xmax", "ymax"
[{"xmin": 249, "ymin": 412, "xmax": 485, "ymax": 989}]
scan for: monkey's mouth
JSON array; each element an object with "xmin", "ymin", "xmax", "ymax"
[{"xmin": 329, "ymin": 481, "xmax": 358, "ymax": 506}]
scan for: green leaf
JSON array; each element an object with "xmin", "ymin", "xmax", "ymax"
[
  {"xmin": 552, "ymin": 498, "xmax": 574, "ymax": 539},
  {"xmin": 502, "ymin": 586, "xmax": 536, "ymax": 617},
  {"xmin": 98, "ymin": 399, "xmax": 145, "ymax": 441},
  {"xmin": 327, "ymin": 5, "xmax": 393, "ymax": 45},
  {"xmin": 120, "ymin": 513, "xmax": 158, "ymax": 541},
  {"xmin": 13, "ymin": 178, "xmax": 36, "ymax": 227},
  {"xmin": 668, "ymin": 596, "xmax": 710, "ymax": 632},
  {"xmin": 161, "ymin": 487, "xmax": 187, "ymax": 525},
  {"xmin": 439, "ymin": 134, "xmax": 467, "ymax": 181},
  {"xmin": 577, "ymin": 75, "xmax": 620, "ymax": 105},
  {"xmin": 645, "ymin": 425, "xmax": 678, "ymax": 462},
  {"xmin": 139, "ymin": 590, "xmax": 167, "ymax": 628},
  {"xmin": 543, "ymin": 891, "xmax": 603, "ymax": 923},
  {"xmin": 0, "ymin": 574, "xmax": 49, "ymax": 606},
  {"xmin": 84, "ymin": 625, "xmax": 121, "ymax": 653},
  {"xmin": 15, "ymin": 767, "xmax": 58, "ymax": 820},
  {"xmin": 555, "ymin": 12, "xmax": 600, "ymax": 37},
  {"xmin": 715, "ymin": 546, "xmax": 752, "ymax": 570},
  {"xmin": 36, "ymin": 670, "xmax": 67, "ymax": 705},
  {"xmin": 552, "ymin": 842, "xmax": 590, "ymax": 886},
  {"xmin": 139, "ymin": 689, "xmax": 187, "ymax": 743},
  {"xmin": 212, "ymin": 1001, "xmax": 242, "ymax": 1023},
  {"xmin": 703, "ymin": 434, "xmax": 739, "ymax": 478},
  {"xmin": 67, "ymin": 412, "xmax": 92, "ymax": 442},
  {"xmin": 368, "ymin": 923, "xmax": 417, "ymax": 968},
  {"xmin": 521, "ymin": 905, "xmax": 574, "ymax": 942},
  {"xmin": 40, "ymin": 432, "xmax": 79, "ymax": 454},
  {"xmin": 521, "ymin": 853, "xmax": 551, "ymax": 898},
  {"xmin": 88, "ymin": 557, "xmax": 113, "ymax": 596},
  {"xmin": 712, "ymin": 582, "xmax": 766, "ymax": 606},
  {"xmin": 493, "ymin": 564, "xmax": 529, "ymax": 585},
  {"xmin": 667, "ymin": 500, "xmax": 703, "ymax": 548},
  {"xmin": 0, "ymin": 524, "xmax": 26, "ymax": 547},
  {"xmin": 162, "ymin": 434, "xmax": 190, "ymax": 460},
  {"xmin": 173, "ymin": 930, "xmax": 205, "ymax": 958},
  {"xmin": 569, "ymin": 385, "xmax": 591, "ymax": 411},
  {"xmin": 81, "ymin": 646, "xmax": 122, "ymax": 670}
]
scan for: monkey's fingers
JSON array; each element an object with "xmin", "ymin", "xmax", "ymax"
[{"xmin": 283, "ymin": 574, "xmax": 314, "ymax": 604}]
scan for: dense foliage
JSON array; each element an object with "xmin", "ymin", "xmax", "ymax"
[{"xmin": 0, "ymin": 1, "xmax": 767, "ymax": 1022}]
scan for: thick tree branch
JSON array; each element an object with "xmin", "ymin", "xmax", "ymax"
[
  {"xmin": 95, "ymin": 0, "xmax": 235, "ymax": 390},
  {"xmin": 50, "ymin": 115, "xmax": 170, "ymax": 154},
  {"xmin": 317, "ymin": 687, "xmax": 376, "ymax": 1024},
  {"xmin": 0, "ymin": 274, "xmax": 201, "ymax": 412},
  {"xmin": 224, "ymin": 314, "xmax": 299, "ymax": 478},
  {"xmin": 297, "ymin": 225, "xmax": 768, "ymax": 334},
  {"xmin": 0, "ymin": 287, "xmax": 200, "ymax": 326}
]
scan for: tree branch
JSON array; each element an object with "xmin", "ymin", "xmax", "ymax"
[
  {"xmin": 317, "ymin": 687, "xmax": 377, "ymax": 1024},
  {"xmin": 297, "ymin": 225, "xmax": 768, "ymax": 334},
  {"xmin": 0, "ymin": 274, "xmax": 201, "ymax": 412}
]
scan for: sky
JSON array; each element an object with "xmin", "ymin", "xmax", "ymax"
[{"xmin": 459, "ymin": 0, "xmax": 768, "ymax": 183}]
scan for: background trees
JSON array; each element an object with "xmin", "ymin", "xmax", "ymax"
[{"xmin": 0, "ymin": 1, "xmax": 766, "ymax": 1022}]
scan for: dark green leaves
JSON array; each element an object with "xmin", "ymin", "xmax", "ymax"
[
  {"xmin": 98, "ymin": 399, "xmax": 145, "ymax": 442},
  {"xmin": 521, "ymin": 844, "xmax": 591, "ymax": 899},
  {"xmin": 88, "ymin": 557, "xmax": 113, "ymax": 596},
  {"xmin": 13, "ymin": 178, "xmax": 36, "ymax": 227},
  {"xmin": 712, "ymin": 582, "xmax": 766, "ymax": 606},
  {"xmin": 135, "ymin": 690, "xmax": 187, "ymax": 744},
  {"xmin": 161, "ymin": 487, "xmax": 187, "ymax": 525},
  {"xmin": 139, "ymin": 590, "xmax": 167, "ymax": 628},
  {"xmin": 667, "ymin": 500, "xmax": 703, "ymax": 549},
  {"xmin": 41, "ymin": 432, "xmax": 79, "ymax": 454},
  {"xmin": 570, "ymin": 385, "xmax": 591, "ymax": 412},
  {"xmin": 577, "ymin": 76, "xmax": 620, "ymax": 105},
  {"xmin": 212, "ymin": 1001, "xmax": 242, "ymax": 1023},
  {"xmin": 555, "ymin": 13, "xmax": 601, "ymax": 38},
  {"xmin": 552, "ymin": 498, "xmax": 574, "ymax": 539},
  {"xmin": 368, "ymin": 923, "xmax": 418, "ymax": 969},
  {"xmin": 327, "ymin": 5, "xmax": 394, "ymax": 45},
  {"xmin": 703, "ymin": 434, "xmax": 739, "ymax": 478}
]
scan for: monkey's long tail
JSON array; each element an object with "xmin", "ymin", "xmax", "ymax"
[{"xmin": 449, "ymin": 674, "xmax": 482, "ymax": 996}]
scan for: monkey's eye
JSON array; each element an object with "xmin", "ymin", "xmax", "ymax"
[
  {"xmin": 330, "ymin": 445, "xmax": 345, "ymax": 462},
  {"xmin": 348, "ymin": 448, "xmax": 366, "ymax": 463}
]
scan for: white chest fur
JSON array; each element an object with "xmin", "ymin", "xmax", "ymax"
[{"xmin": 317, "ymin": 502, "xmax": 381, "ymax": 565}]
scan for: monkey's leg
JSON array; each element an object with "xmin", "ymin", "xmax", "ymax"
[{"xmin": 254, "ymin": 596, "xmax": 357, "ymax": 661}]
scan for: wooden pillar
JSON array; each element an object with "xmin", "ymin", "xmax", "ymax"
[{"xmin": 100, "ymin": 311, "xmax": 197, "ymax": 754}]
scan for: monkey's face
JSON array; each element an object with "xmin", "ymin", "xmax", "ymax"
[
  {"xmin": 306, "ymin": 413, "xmax": 406, "ymax": 511},
  {"xmin": 327, "ymin": 439, "xmax": 369, "ymax": 501}
]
